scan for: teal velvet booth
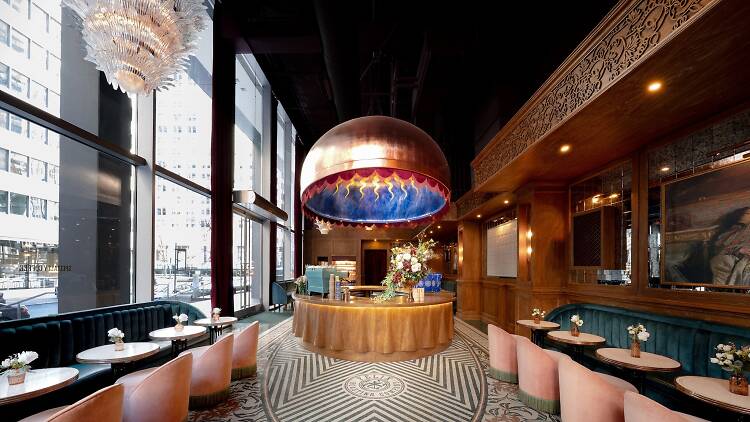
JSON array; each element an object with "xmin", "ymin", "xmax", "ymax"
[
  {"xmin": 0, "ymin": 300, "xmax": 206, "ymax": 421},
  {"xmin": 544, "ymin": 303, "xmax": 750, "ymax": 420},
  {"xmin": 304, "ymin": 266, "xmax": 348, "ymax": 295}
]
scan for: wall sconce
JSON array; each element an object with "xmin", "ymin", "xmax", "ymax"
[
  {"xmin": 526, "ymin": 246, "xmax": 533, "ymax": 255},
  {"xmin": 526, "ymin": 230, "xmax": 533, "ymax": 240}
]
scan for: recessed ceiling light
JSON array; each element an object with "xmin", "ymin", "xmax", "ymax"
[
  {"xmin": 504, "ymin": 199, "xmax": 509, "ymax": 204},
  {"xmin": 476, "ymin": 214, "xmax": 482, "ymax": 219},
  {"xmin": 429, "ymin": 230, "xmax": 433, "ymax": 234},
  {"xmin": 559, "ymin": 144, "xmax": 571, "ymax": 153},
  {"xmin": 647, "ymin": 81, "xmax": 663, "ymax": 93},
  {"xmin": 660, "ymin": 166, "xmax": 670, "ymax": 172},
  {"xmin": 437, "ymin": 225, "xmax": 442, "ymax": 229}
]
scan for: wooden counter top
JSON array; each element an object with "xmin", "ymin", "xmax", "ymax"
[{"xmin": 292, "ymin": 291, "xmax": 455, "ymax": 308}]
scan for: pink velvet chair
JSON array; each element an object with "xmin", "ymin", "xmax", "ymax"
[
  {"xmin": 624, "ymin": 391, "xmax": 708, "ymax": 422},
  {"xmin": 515, "ymin": 335, "xmax": 566, "ymax": 414},
  {"xmin": 115, "ymin": 353, "xmax": 193, "ymax": 422},
  {"xmin": 180, "ymin": 332, "xmax": 235, "ymax": 408},
  {"xmin": 232, "ymin": 321, "xmax": 260, "ymax": 380},
  {"xmin": 488, "ymin": 324, "xmax": 523, "ymax": 383},
  {"xmin": 559, "ymin": 356, "xmax": 638, "ymax": 422},
  {"xmin": 19, "ymin": 383, "xmax": 124, "ymax": 422}
]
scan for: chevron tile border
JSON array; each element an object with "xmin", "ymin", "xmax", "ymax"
[{"xmin": 189, "ymin": 317, "xmax": 560, "ymax": 422}]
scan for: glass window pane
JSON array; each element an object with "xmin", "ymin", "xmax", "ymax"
[
  {"xmin": 30, "ymin": 81, "xmax": 47, "ymax": 108},
  {"xmin": 11, "ymin": 0, "xmax": 29, "ymax": 18},
  {"xmin": 0, "ymin": 62, "xmax": 8, "ymax": 87},
  {"xmin": 9, "ymin": 192, "xmax": 27, "ymax": 215},
  {"xmin": 11, "ymin": 29, "xmax": 29, "ymax": 58},
  {"xmin": 29, "ymin": 197, "xmax": 46, "ymax": 219},
  {"xmin": 156, "ymin": 19, "xmax": 213, "ymax": 189},
  {"xmin": 11, "ymin": 70, "xmax": 29, "ymax": 98},
  {"xmin": 10, "ymin": 152, "xmax": 28, "ymax": 175},
  {"xmin": 29, "ymin": 158, "xmax": 46, "ymax": 181},
  {"xmin": 0, "ymin": 148, "xmax": 7, "ymax": 171},
  {"xmin": 0, "ymin": 19, "xmax": 9, "ymax": 45},
  {"xmin": 0, "ymin": 190, "xmax": 7, "ymax": 213},
  {"xmin": 234, "ymin": 55, "xmax": 263, "ymax": 191},
  {"xmin": 233, "ymin": 213, "xmax": 262, "ymax": 311},
  {"xmin": 9, "ymin": 113, "xmax": 26, "ymax": 136},
  {"xmin": 154, "ymin": 177, "xmax": 212, "ymax": 315}
]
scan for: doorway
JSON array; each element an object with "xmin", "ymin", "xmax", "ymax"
[{"xmin": 363, "ymin": 249, "xmax": 388, "ymax": 285}]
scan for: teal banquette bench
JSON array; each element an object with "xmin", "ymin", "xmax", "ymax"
[
  {"xmin": 544, "ymin": 303, "xmax": 750, "ymax": 419},
  {"xmin": 305, "ymin": 266, "xmax": 348, "ymax": 295},
  {"xmin": 0, "ymin": 300, "xmax": 206, "ymax": 421}
]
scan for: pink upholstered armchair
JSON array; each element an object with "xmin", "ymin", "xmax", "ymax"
[
  {"xmin": 559, "ymin": 356, "xmax": 638, "ymax": 422},
  {"xmin": 180, "ymin": 332, "xmax": 235, "ymax": 408},
  {"xmin": 515, "ymin": 335, "xmax": 567, "ymax": 414},
  {"xmin": 487, "ymin": 324, "xmax": 522, "ymax": 383},
  {"xmin": 624, "ymin": 391, "xmax": 708, "ymax": 422},
  {"xmin": 19, "ymin": 383, "xmax": 124, "ymax": 422},
  {"xmin": 232, "ymin": 321, "xmax": 260, "ymax": 380},
  {"xmin": 116, "ymin": 353, "xmax": 193, "ymax": 422}
]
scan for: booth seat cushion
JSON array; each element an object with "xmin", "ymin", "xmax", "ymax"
[{"xmin": 544, "ymin": 303, "xmax": 750, "ymax": 378}]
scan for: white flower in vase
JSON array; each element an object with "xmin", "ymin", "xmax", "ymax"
[
  {"xmin": 570, "ymin": 314, "xmax": 583, "ymax": 327},
  {"xmin": 412, "ymin": 263, "xmax": 422, "ymax": 272},
  {"xmin": 212, "ymin": 308, "xmax": 221, "ymax": 315},
  {"xmin": 1, "ymin": 351, "xmax": 38, "ymax": 371},
  {"xmin": 107, "ymin": 328, "xmax": 125, "ymax": 343},
  {"xmin": 637, "ymin": 331, "xmax": 650, "ymax": 342},
  {"xmin": 173, "ymin": 314, "xmax": 188, "ymax": 323}
]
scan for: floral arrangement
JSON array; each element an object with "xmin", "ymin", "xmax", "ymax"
[
  {"xmin": 570, "ymin": 314, "xmax": 583, "ymax": 327},
  {"xmin": 173, "ymin": 313, "xmax": 188, "ymax": 324},
  {"xmin": 294, "ymin": 276, "xmax": 307, "ymax": 294},
  {"xmin": 212, "ymin": 308, "xmax": 221, "ymax": 315},
  {"xmin": 531, "ymin": 308, "xmax": 545, "ymax": 318},
  {"xmin": 108, "ymin": 328, "xmax": 125, "ymax": 343},
  {"xmin": 627, "ymin": 324, "xmax": 650, "ymax": 342},
  {"xmin": 1, "ymin": 351, "xmax": 38, "ymax": 372},
  {"xmin": 711, "ymin": 342, "xmax": 750, "ymax": 375},
  {"xmin": 377, "ymin": 239, "xmax": 436, "ymax": 301}
]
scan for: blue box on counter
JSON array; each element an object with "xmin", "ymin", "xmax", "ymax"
[{"xmin": 417, "ymin": 273, "xmax": 442, "ymax": 293}]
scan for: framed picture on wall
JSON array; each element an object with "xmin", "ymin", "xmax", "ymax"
[{"xmin": 661, "ymin": 159, "xmax": 750, "ymax": 287}]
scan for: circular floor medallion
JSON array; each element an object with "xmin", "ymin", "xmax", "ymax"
[{"xmin": 343, "ymin": 372, "xmax": 406, "ymax": 400}]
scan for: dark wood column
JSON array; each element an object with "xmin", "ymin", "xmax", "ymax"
[
  {"xmin": 210, "ymin": 3, "xmax": 235, "ymax": 315},
  {"xmin": 294, "ymin": 134, "xmax": 303, "ymax": 277}
]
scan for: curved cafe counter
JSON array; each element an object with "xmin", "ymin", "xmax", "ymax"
[{"xmin": 292, "ymin": 292, "xmax": 455, "ymax": 362}]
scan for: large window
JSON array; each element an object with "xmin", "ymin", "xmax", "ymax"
[
  {"xmin": 153, "ymin": 177, "xmax": 212, "ymax": 315},
  {"xmin": 234, "ymin": 55, "xmax": 263, "ymax": 192},
  {"xmin": 276, "ymin": 105, "xmax": 296, "ymax": 281},
  {"xmin": 155, "ymin": 19, "xmax": 213, "ymax": 189},
  {"xmin": 233, "ymin": 213, "xmax": 262, "ymax": 311}
]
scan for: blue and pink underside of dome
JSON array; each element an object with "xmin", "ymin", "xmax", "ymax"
[{"xmin": 301, "ymin": 168, "xmax": 450, "ymax": 227}]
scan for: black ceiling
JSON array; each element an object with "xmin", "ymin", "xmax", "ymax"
[{"xmin": 227, "ymin": 0, "xmax": 618, "ymax": 199}]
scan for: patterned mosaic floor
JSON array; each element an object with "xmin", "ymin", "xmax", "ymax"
[{"xmin": 189, "ymin": 317, "xmax": 560, "ymax": 422}]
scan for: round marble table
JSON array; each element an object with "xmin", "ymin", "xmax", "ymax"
[
  {"xmin": 293, "ymin": 292, "xmax": 455, "ymax": 362},
  {"xmin": 547, "ymin": 330, "xmax": 606, "ymax": 361},
  {"xmin": 194, "ymin": 317, "xmax": 238, "ymax": 344},
  {"xmin": 597, "ymin": 347, "xmax": 681, "ymax": 392},
  {"xmin": 516, "ymin": 320, "xmax": 560, "ymax": 346},
  {"xmin": 149, "ymin": 325, "xmax": 206, "ymax": 357},
  {"xmin": 0, "ymin": 367, "xmax": 79, "ymax": 405},
  {"xmin": 77, "ymin": 342, "xmax": 160, "ymax": 379},
  {"xmin": 676, "ymin": 376, "xmax": 750, "ymax": 419}
]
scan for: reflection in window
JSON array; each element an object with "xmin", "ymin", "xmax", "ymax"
[
  {"xmin": 10, "ymin": 70, "xmax": 29, "ymax": 98},
  {"xmin": 29, "ymin": 158, "xmax": 46, "ymax": 181},
  {"xmin": 0, "ymin": 62, "xmax": 8, "ymax": 86},
  {"xmin": 0, "ymin": 191, "xmax": 6, "ymax": 213},
  {"xmin": 0, "ymin": 148, "xmax": 7, "ymax": 171},
  {"xmin": 0, "ymin": 19, "xmax": 9, "ymax": 45},
  {"xmin": 11, "ymin": 29, "xmax": 29, "ymax": 58},
  {"xmin": 29, "ymin": 197, "xmax": 46, "ymax": 219},
  {"xmin": 154, "ymin": 177, "xmax": 212, "ymax": 315}
]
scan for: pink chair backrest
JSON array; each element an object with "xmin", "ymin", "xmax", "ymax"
[
  {"xmin": 49, "ymin": 383, "xmax": 123, "ymax": 422},
  {"xmin": 191, "ymin": 332, "xmax": 234, "ymax": 395},
  {"xmin": 233, "ymin": 321, "xmax": 260, "ymax": 368},
  {"xmin": 559, "ymin": 357, "xmax": 628, "ymax": 422},
  {"xmin": 124, "ymin": 353, "xmax": 193, "ymax": 422},
  {"xmin": 516, "ymin": 336, "xmax": 560, "ymax": 399},
  {"xmin": 488, "ymin": 324, "xmax": 517, "ymax": 371},
  {"xmin": 623, "ymin": 391, "xmax": 695, "ymax": 422}
]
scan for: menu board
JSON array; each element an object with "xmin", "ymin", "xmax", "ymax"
[{"xmin": 486, "ymin": 219, "xmax": 518, "ymax": 277}]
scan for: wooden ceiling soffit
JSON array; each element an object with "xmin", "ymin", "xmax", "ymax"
[{"xmin": 471, "ymin": 0, "xmax": 715, "ymax": 191}]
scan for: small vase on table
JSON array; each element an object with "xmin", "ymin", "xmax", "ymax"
[
  {"xmin": 6, "ymin": 369, "xmax": 26, "ymax": 385},
  {"xmin": 630, "ymin": 339, "xmax": 641, "ymax": 358},
  {"xmin": 730, "ymin": 373, "xmax": 749, "ymax": 396},
  {"xmin": 570, "ymin": 324, "xmax": 580, "ymax": 337}
]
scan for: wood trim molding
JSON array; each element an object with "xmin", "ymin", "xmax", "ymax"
[{"xmin": 471, "ymin": 0, "xmax": 715, "ymax": 189}]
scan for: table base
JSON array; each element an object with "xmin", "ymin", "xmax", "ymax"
[
  {"xmin": 110, "ymin": 362, "xmax": 133, "ymax": 381},
  {"xmin": 531, "ymin": 330, "xmax": 547, "ymax": 347},
  {"xmin": 207, "ymin": 325, "xmax": 228, "ymax": 344},
  {"xmin": 171, "ymin": 339, "xmax": 189, "ymax": 358}
]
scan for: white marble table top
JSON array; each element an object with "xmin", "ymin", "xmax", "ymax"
[
  {"xmin": 193, "ymin": 316, "xmax": 238, "ymax": 327},
  {"xmin": 149, "ymin": 325, "xmax": 206, "ymax": 341},
  {"xmin": 0, "ymin": 367, "xmax": 78, "ymax": 405},
  {"xmin": 516, "ymin": 319, "xmax": 561, "ymax": 330},
  {"xmin": 676, "ymin": 375, "xmax": 750, "ymax": 415},
  {"xmin": 596, "ymin": 347, "xmax": 681, "ymax": 372},
  {"xmin": 76, "ymin": 342, "xmax": 159, "ymax": 364},
  {"xmin": 547, "ymin": 330, "xmax": 606, "ymax": 346}
]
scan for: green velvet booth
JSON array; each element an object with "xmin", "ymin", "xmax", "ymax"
[
  {"xmin": 304, "ymin": 266, "xmax": 348, "ymax": 295},
  {"xmin": 544, "ymin": 303, "xmax": 750, "ymax": 420},
  {"xmin": 0, "ymin": 300, "xmax": 206, "ymax": 421}
]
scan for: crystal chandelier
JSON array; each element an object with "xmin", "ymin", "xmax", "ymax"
[{"xmin": 62, "ymin": 0, "xmax": 207, "ymax": 94}]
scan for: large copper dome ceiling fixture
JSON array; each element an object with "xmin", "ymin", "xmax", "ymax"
[{"xmin": 301, "ymin": 116, "xmax": 451, "ymax": 227}]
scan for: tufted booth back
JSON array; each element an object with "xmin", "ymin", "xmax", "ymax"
[
  {"xmin": 0, "ymin": 300, "xmax": 205, "ymax": 369},
  {"xmin": 545, "ymin": 303, "xmax": 750, "ymax": 378}
]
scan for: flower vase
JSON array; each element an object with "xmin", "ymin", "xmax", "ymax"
[
  {"xmin": 533, "ymin": 316, "xmax": 541, "ymax": 324},
  {"xmin": 175, "ymin": 323, "xmax": 184, "ymax": 332},
  {"xmin": 570, "ymin": 324, "xmax": 580, "ymax": 337},
  {"xmin": 730, "ymin": 373, "xmax": 749, "ymax": 396},
  {"xmin": 406, "ymin": 286, "xmax": 414, "ymax": 302},
  {"xmin": 114, "ymin": 340, "xmax": 125, "ymax": 351},
  {"xmin": 630, "ymin": 339, "xmax": 641, "ymax": 358},
  {"xmin": 7, "ymin": 369, "xmax": 26, "ymax": 385}
]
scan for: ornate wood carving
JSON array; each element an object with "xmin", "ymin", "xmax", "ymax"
[
  {"xmin": 473, "ymin": 0, "xmax": 712, "ymax": 188},
  {"xmin": 456, "ymin": 191, "xmax": 494, "ymax": 218}
]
